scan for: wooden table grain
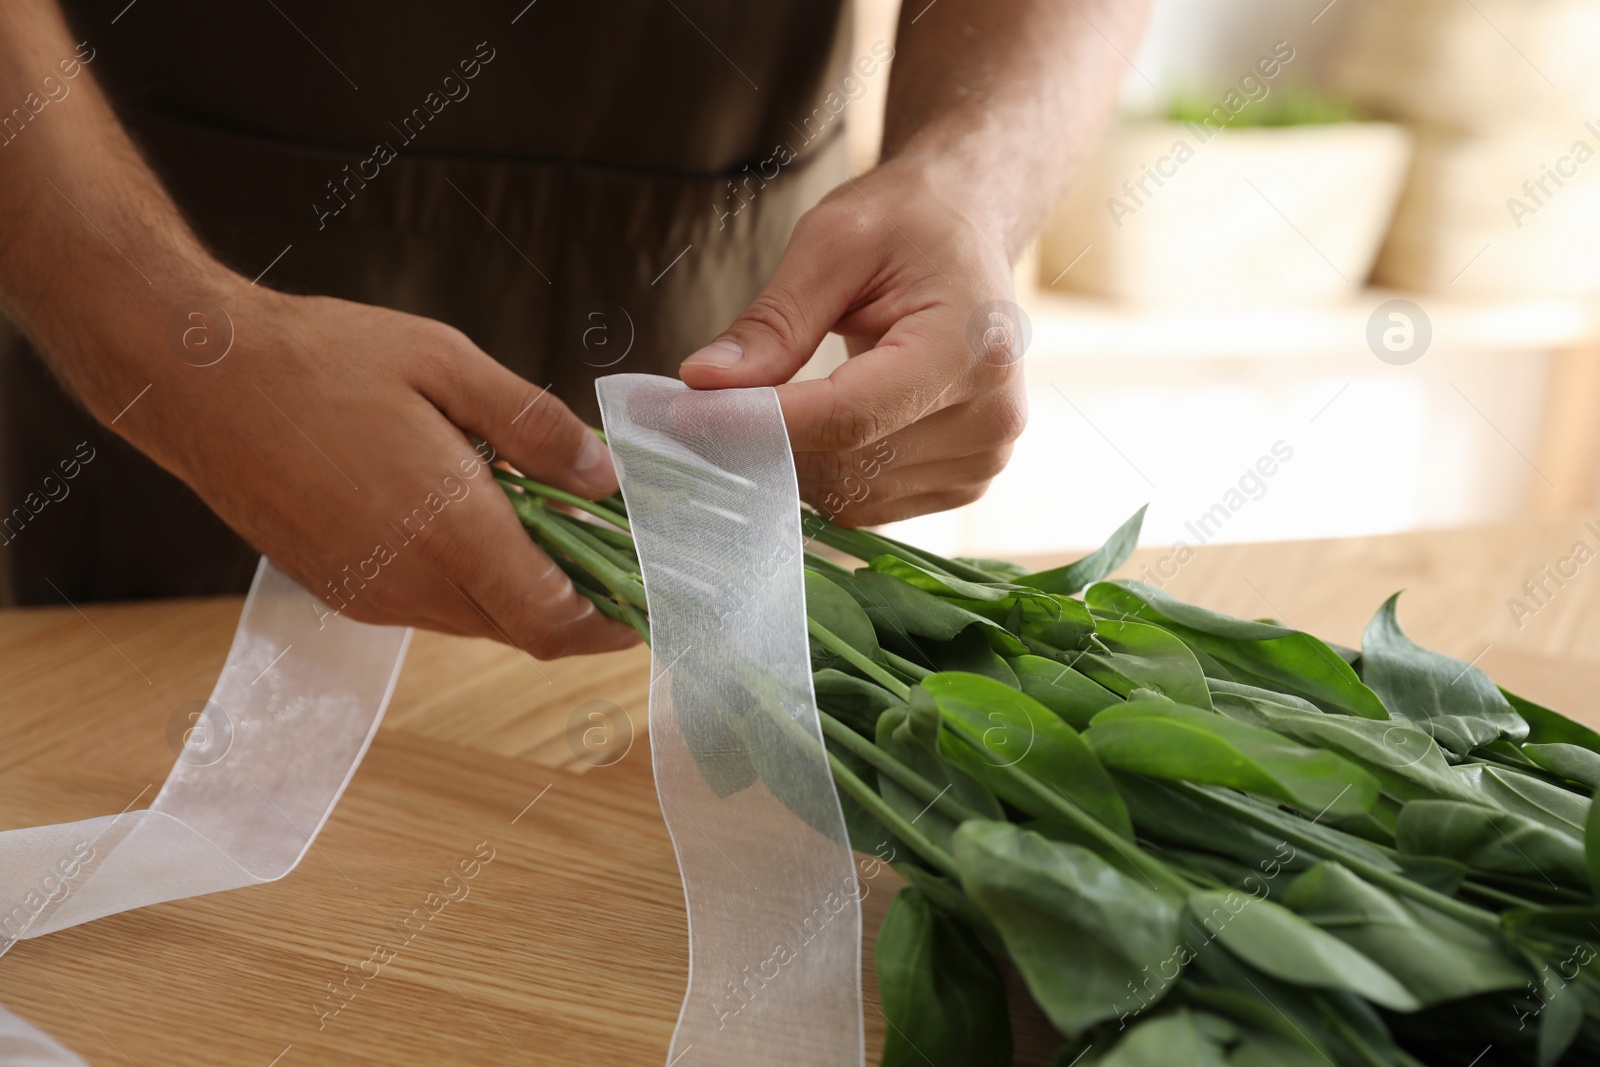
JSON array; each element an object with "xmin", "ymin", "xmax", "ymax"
[{"xmin": 3, "ymin": 515, "xmax": 1599, "ymax": 1066}]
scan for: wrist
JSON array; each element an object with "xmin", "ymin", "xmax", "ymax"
[
  {"xmin": 36, "ymin": 248, "xmax": 250, "ymax": 429},
  {"xmin": 845, "ymin": 154, "xmax": 1024, "ymax": 269}
]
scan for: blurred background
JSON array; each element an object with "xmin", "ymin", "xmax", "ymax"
[{"xmin": 831, "ymin": 0, "xmax": 1600, "ymax": 559}]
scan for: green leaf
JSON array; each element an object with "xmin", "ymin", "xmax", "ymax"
[
  {"xmin": 1186, "ymin": 939, "xmax": 1415, "ymax": 1067},
  {"xmin": 956, "ymin": 555, "xmax": 1029, "ymax": 581},
  {"xmin": 1096, "ymin": 1005, "xmax": 1332, "ymax": 1067},
  {"xmin": 1587, "ymin": 788, "xmax": 1600, "ymax": 896},
  {"xmin": 1360, "ymin": 594, "xmax": 1528, "ymax": 756},
  {"xmin": 1457, "ymin": 763, "xmax": 1589, "ymax": 838},
  {"xmin": 1018, "ymin": 505, "xmax": 1147, "ymax": 595},
  {"xmin": 866, "ymin": 554, "xmax": 1097, "ymax": 650},
  {"xmin": 867, "ymin": 554, "xmax": 1022, "ymax": 602},
  {"xmin": 1009, "ymin": 593, "xmax": 1098, "ymax": 654},
  {"xmin": 1087, "ymin": 581, "xmax": 1388, "ymax": 719},
  {"xmin": 1114, "ymin": 774, "xmax": 1312, "ymax": 877},
  {"xmin": 1175, "ymin": 986, "xmax": 1340, "ymax": 1066},
  {"xmin": 1396, "ymin": 800, "xmax": 1589, "ymax": 891},
  {"xmin": 804, "ymin": 569, "xmax": 882, "ymax": 673},
  {"xmin": 668, "ymin": 670, "xmax": 757, "ymax": 797},
  {"xmin": 928, "ymin": 626, "xmax": 1018, "ymax": 686},
  {"xmin": 812, "ymin": 668, "xmax": 902, "ymax": 733},
  {"xmin": 876, "ymin": 692, "xmax": 1004, "ymax": 854},
  {"xmin": 1281, "ymin": 862, "xmax": 1528, "ymax": 1005},
  {"xmin": 953, "ymin": 821, "xmax": 1183, "ymax": 1037},
  {"xmin": 1083, "ymin": 699, "xmax": 1379, "ymax": 818},
  {"xmin": 1506, "ymin": 687, "xmax": 1600, "ymax": 752},
  {"xmin": 894, "ymin": 865, "xmax": 1000, "ymax": 944},
  {"xmin": 1096, "ymin": 1008, "xmax": 1233, "ymax": 1067},
  {"xmin": 1209, "ymin": 678, "xmax": 1482, "ymax": 805},
  {"xmin": 877, "ymin": 888, "xmax": 1012, "ymax": 1067},
  {"xmin": 923, "ymin": 672, "xmax": 1133, "ymax": 838},
  {"xmin": 1011, "ymin": 654, "xmax": 1123, "ymax": 729},
  {"xmin": 1525, "ymin": 744, "xmax": 1600, "ymax": 791},
  {"xmin": 838, "ymin": 571, "xmax": 1027, "ymax": 657},
  {"xmin": 1072, "ymin": 617, "xmax": 1214, "ymax": 709},
  {"xmin": 1186, "ymin": 889, "xmax": 1420, "ymax": 1011},
  {"xmin": 831, "ymin": 742, "xmax": 905, "ymax": 856},
  {"xmin": 1540, "ymin": 978, "xmax": 1587, "ymax": 1067}
]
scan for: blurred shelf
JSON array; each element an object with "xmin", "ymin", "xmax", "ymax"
[{"xmin": 1021, "ymin": 288, "xmax": 1600, "ymax": 362}]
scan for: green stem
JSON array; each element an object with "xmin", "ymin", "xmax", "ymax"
[
  {"xmin": 1317, "ymin": 994, "xmax": 1406, "ymax": 1067},
  {"xmin": 568, "ymin": 520, "xmax": 639, "ymax": 555},
  {"xmin": 496, "ymin": 471, "xmax": 632, "ymax": 531},
  {"xmin": 866, "ymin": 530, "xmax": 1006, "ymax": 585},
  {"xmin": 802, "ymin": 511, "xmax": 1001, "ymax": 584},
  {"xmin": 827, "ymin": 751, "xmax": 958, "ymax": 877},
  {"xmin": 818, "ymin": 711, "xmax": 988, "ymax": 824},
  {"xmin": 808, "ymin": 619, "xmax": 911, "ymax": 700},
  {"xmin": 544, "ymin": 507, "xmax": 642, "ymax": 579},
  {"xmin": 1182, "ymin": 783, "xmax": 1501, "ymax": 933},
  {"xmin": 1459, "ymin": 881, "xmax": 1542, "ymax": 911},
  {"xmin": 883, "ymin": 650, "xmax": 934, "ymax": 681},
  {"xmin": 802, "ymin": 516, "xmax": 944, "ymax": 574},
  {"xmin": 507, "ymin": 489, "xmax": 648, "ymax": 609},
  {"xmin": 939, "ymin": 717, "xmax": 1193, "ymax": 896},
  {"xmin": 802, "ymin": 551, "xmax": 854, "ymax": 581}
]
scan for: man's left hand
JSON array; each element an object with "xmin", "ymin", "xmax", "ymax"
[{"xmin": 678, "ymin": 162, "xmax": 1028, "ymax": 527}]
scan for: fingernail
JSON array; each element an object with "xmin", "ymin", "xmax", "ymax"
[
  {"xmin": 574, "ymin": 434, "xmax": 615, "ymax": 489},
  {"xmin": 682, "ymin": 337, "xmax": 743, "ymax": 369}
]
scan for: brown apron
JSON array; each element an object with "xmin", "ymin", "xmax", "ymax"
[{"xmin": 0, "ymin": 0, "xmax": 851, "ymax": 604}]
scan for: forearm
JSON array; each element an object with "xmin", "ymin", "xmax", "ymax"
[
  {"xmin": 880, "ymin": 0, "xmax": 1148, "ymax": 259},
  {"xmin": 0, "ymin": 0, "xmax": 237, "ymax": 424}
]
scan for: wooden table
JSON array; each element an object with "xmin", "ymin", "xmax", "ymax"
[{"xmin": 3, "ymin": 516, "xmax": 1600, "ymax": 1066}]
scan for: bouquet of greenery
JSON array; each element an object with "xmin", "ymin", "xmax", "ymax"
[{"xmin": 499, "ymin": 469, "xmax": 1600, "ymax": 1067}]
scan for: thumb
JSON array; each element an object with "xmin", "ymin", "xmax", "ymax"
[
  {"xmin": 679, "ymin": 220, "xmax": 863, "ymax": 389},
  {"xmin": 432, "ymin": 347, "xmax": 617, "ymax": 499}
]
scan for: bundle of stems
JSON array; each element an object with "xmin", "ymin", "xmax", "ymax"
[{"xmin": 499, "ymin": 469, "xmax": 1600, "ymax": 1067}]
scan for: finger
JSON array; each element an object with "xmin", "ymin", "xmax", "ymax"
[
  {"xmin": 792, "ymin": 393, "xmax": 1026, "ymax": 489},
  {"xmin": 453, "ymin": 500, "xmax": 641, "ymax": 658},
  {"xmin": 830, "ymin": 486, "xmax": 990, "ymax": 528},
  {"xmin": 804, "ymin": 453, "xmax": 1006, "ymax": 526},
  {"xmin": 422, "ymin": 340, "xmax": 618, "ymax": 499},
  {"xmin": 678, "ymin": 212, "xmax": 875, "ymax": 389},
  {"xmin": 774, "ymin": 306, "xmax": 1006, "ymax": 453}
]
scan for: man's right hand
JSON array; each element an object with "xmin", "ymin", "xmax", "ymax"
[
  {"xmin": 0, "ymin": 0, "xmax": 637, "ymax": 657},
  {"xmin": 115, "ymin": 283, "xmax": 641, "ymax": 656}
]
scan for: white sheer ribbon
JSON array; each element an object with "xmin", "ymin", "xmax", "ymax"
[
  {"xmin": 598, "ymin": 374, "xmax": 864, "ymax": 1067},
  {"xmin": 0, "ymin": 558, "xmax": 410, "ymax": 944},
  {"xmin": 0, "ymin": 558, "xmax": 411, "ymax": 1060},
  {"xmin": 2, "ymin": 376, "xmax": 863, "ymax": 1065}
]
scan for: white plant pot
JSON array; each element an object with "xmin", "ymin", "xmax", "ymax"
[
  {"xmin": 1375, "ymin": 127, "xmax": 1600, "ymax": 296},
  {"xmin": 1040, "ymin": 121, "xmax": 1413, "ymax": 306},
  {"xmin": 1332, "ymin": 0, "xmax": 1600, "ymax": 135}
]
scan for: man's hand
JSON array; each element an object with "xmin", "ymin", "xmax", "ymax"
[
  {"xmin": 0, "ymin": 0, "xmax": 637, "ymax": 657},
  {"xmin": 681, "ymin": 0, "xmax": 1145, "ymax": 526},
  {"xmin": 680, "ymin": 162, "xmax": 1026, "ymax": 526},
  {"xmin": 125, "ymin": 284, "xmax": 640, "ymax": 656}
]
